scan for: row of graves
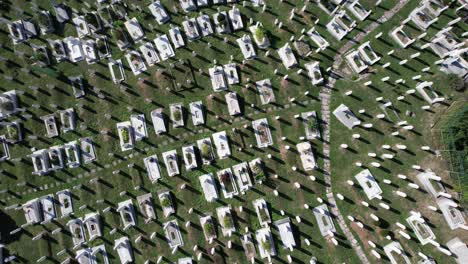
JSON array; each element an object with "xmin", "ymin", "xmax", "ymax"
[
  {"xmin": 389, "ymin": 0, "xmax": 468, "ymax": 81},
  {"xmin": 6, "ymin": 0, "xmax": 244, "ymax": 81},
  {"xmin": 344, "ymin": 0, "xmax": 468, "ymax": 81},
  {"xmin": 136, "ymin": 127, "xmax": 321, "ymax": 263},
  {"xmin": 13, "ymin": 109, "xmax": 322, "ymax": 263},
  {"xmin": 0, "ymin": 90, "xmax": 20, "ymax": 161},
  {"xmin": 3, "ymin": 0, "xmax": 350, "ymax": 103},
  {"xmin": 0, "ymin": 92, "xmax": 96, "ymax": 172},
  {"xmin": 331, "ymin": 1, "xmax": 468, "ymax": 263}
]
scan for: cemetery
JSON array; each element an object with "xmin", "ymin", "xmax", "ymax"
[{"xmin": 0, "ymin": 0, "xmax": 467, "ymax": 263}]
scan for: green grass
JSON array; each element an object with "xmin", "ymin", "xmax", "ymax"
[{"xmin": 329, "ymin": 2, "xmax": 468, "ymax": 262}]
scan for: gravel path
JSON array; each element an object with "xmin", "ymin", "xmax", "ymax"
[{"xmin": 319, "ymin": 1, "xmax": 409, "ymax": 263}]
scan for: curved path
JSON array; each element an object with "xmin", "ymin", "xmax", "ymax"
[{"xmin": 319, "ymin": 1, "xmax": 410, "ymax": 263}]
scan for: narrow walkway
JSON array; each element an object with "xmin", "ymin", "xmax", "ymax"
[{"xmin": 320, "ymin": 1, "xmax": 409, "ymax": 263}]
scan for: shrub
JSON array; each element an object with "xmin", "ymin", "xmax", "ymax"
[
  {"xmin": 204, "ymin": 221, "xmax": 215, "ymax": 236},
  {"xmin": 7, "ymin": 125, "xmax": 18, "ymax": 140},
  {"xmin": 223, "ymin": 214, "xmax": 233, "ymax": 228},
  {"xmin": 254, "ymin": 27, "xmax": 266, "ymax": 41},
  {"xmin": 34, "ymin": 52, "xmax": 48, "ymax": 64},
  {"xmin": 37, "ymin": 13, "xmax": 50, "ymax": 28},
  {"xmin": 201, "ymin": 142, "xmax": 211, "ymax": 159},
  {"xmin": 216, "ymin": 13, "xmax": 226, "ymax": 24},
  {"xmin": 85, "ymin": 13, "xmax": 99, "ymax": 28},
  {"xmin": 173, "ymin": 109, "xmax": 182, "ymax": 121},
  {"xmin": 0, "ymin": 99, "xmax": 14, "ymax": 113},
  {"xmin": 121, "ymin": 128, "xmax": 129, "ymax": 143},
  {"xmin": 295, "ymin": 40, "xmax": 310, "ymax": 57},
  {"xmin": 161, "ymin": 196, "xmax": 171, "ymax": 208},
  {"xmin": 261, "ymin": 239, "xmax": 271, "ymax": 252}
]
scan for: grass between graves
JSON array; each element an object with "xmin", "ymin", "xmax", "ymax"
[{"xmin": 329, "ymin": 2, "xmax": 468, "ymax": 263}]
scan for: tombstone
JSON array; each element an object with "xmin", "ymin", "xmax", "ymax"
[
  {"xmin": 135, "ymin": 235, "xmax": 142, "ymax": 243},
  {"xmin": 56, "ymin": 249, "xmax": 66, "ymax": 257},
  {"xmin": 448, "ymin": 17, "xmax": 462, "ymax": 26},
  {"xmin": 336, "ymin": 193, "xmax": 344, "ymax": 200},
  {"xmin": 395, "ymin": 222, "xmax": 406, "ymax": 231},
  {"xmin": 32, "ymin": 232, "xmax": 44, "ymax": 241},
  {"xmin": 399, "ymin": 230, "xmax": 411, "ymax": 240},
  {"xmin": 171, "ymin": 246, "xmax": 178, "ymax": 255},
  {"xmin": 398, "ymin": 174, "xmax": 407, "ymax": 180},
  {"xmin": 10, "ymin": 227, "xmax": 22, "ymax": 235},
  {"xmin": 421, "ymin": 146, "xmax": 431, "ymax": 151},
  {"xmin": 396, "ymin": 144, "xmax": 407, "ymax": 150},
  {"xmin": 356, "ymin": 221, "xmax": 364, "ymax": 229},
  {"xmin": 379, "ymin": 203, "xmax": 390, "ymax": 210},
  {"xmin": 51, "ymin": 228, "xmax": 62, "ymax": 235},
  {"xmin": 331, "ymin": 238, "xmax": 338, "ymax": 246},
  {"xmin": 371, "ymin": 250, "xmax": 381, "ymax": 259}
]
